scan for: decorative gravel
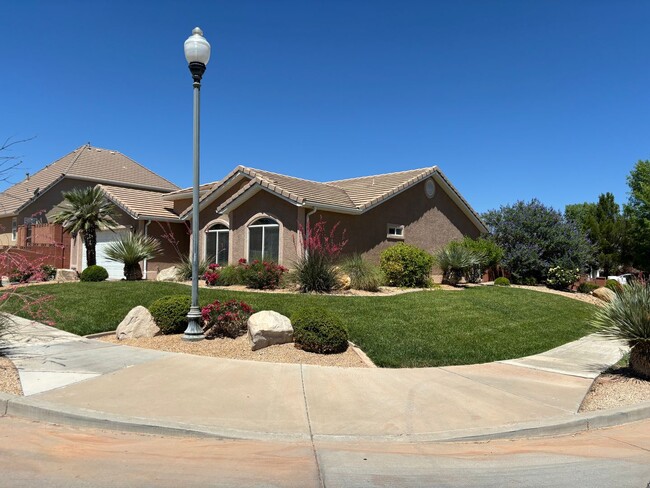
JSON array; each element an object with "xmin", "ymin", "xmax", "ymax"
[
  {"xmin": 100, "ymin": 334, "xmax": 370, "ymax": 368},
  {"xmin": 0, "ymin": 357, "xmax": 23, "ymax": 396},
  {"xmin": 509, "ymin": 284, "xmax": 603, "ymax": 306},
  {"xmin": 579, "ymin": 371, "xmax": 650, "ymax": 412}
]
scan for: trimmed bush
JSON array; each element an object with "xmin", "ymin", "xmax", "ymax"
[
  {"xmin": 339, "ymin": 254, "xmax": 382, "ymax": 292},
  {"xmin": 240, "ymin": 260, "xmax": 287, "ymax": 290},
  {"xmin": 380, "ymin": 243, "xmax": 434, "ymax": 288},
  {"xmin": 577, "ymin": 282, "xmax": 599, "ymax": 294},
  {"xmin": 201, "ymin": 299, "xmax": 253, "ymax": 338},
  {"xmin": 292, "ymin": 307, "xmax": 348, "ymax": 354},
  {"xmin": 494, "ymin": 277, "xmax": 510, "ymax": 286},
  {"xmin": 522, "ymin": 276, "xmax": 538, "ymax": 286},
  {"xmin": 149, "ymin": 295, "xmax": 191, "ymax": 334},
  {"xmin": 80, "ymin": 265, "xmax": 109, "ymax": 282},
  {"xmin": 605, "ymin": 279, "xmax": 624, "ymax": 293}
]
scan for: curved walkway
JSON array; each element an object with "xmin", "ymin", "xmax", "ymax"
[{"xmin": 1, "ymin": 315, "xmax": 645, "ymax": 443}]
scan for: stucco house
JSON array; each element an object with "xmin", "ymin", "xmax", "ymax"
[
  {"xmin": 0, "ymin": 144, "xmax": 486, "ymax": 281},
  {"xmin": 0, "ymin": 145, "xmax": 188, "ymax": 279},
  {"xmin": 162, "ymin": 165, "xmax": 487, "ymax": 279}
]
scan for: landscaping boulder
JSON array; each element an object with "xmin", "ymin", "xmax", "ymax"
[
  {"xmin": 248, "ymin": 310, "xmax": 293, "ymax": 351},
  {"xmin": 156, "ymin": 266, "xmax": 179, "ymax": 282},
  {"xmin": 593, "ymin": 287, "xmax": 616, "ymax": 303},
  {"xmin": 55, "ymin": 269, "xmax": 79, "ymax": 282},
  {"xmin": 116, "ymin": 306, "xmax": 160, "ymax": 340},
  {"xmin": 337, "ymin": 272, "xmax": 352, "ymax": 290}
]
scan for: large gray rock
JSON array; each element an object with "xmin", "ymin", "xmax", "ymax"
[
  {"xmin": 156, "ymin": 266, "xmax": 179, "ymax": 282},
  {"xmin": 55, "ymin": 269, "xmax": 79, "ymax": 282},
  {"xmin": 116, "ymin": 306, "xmax": 160, "ymax": 340},
  {"xmin": 248, "ymin": 311, "xmax": 293, "ymax": 351},
  {"xmin": 593, "ymin": 287, "xmax": 616, "ymax": 303}
]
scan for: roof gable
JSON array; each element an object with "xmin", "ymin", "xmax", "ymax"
[{"xmin": 0, "ymin": 144, "xmax": 179, "ymax": 216}]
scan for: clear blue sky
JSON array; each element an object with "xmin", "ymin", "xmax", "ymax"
[{"xmin": 2, "ymin": 0, "xmax": 649, "ymax": 214}]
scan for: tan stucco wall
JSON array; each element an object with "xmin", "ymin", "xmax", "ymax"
[
  {"xmin": 313, "ymin": 179, "xmax": 481, "ymax": 266},
  {"xmin": 142, "ymin": 221, "xmax": 190, "ymax": 279}
]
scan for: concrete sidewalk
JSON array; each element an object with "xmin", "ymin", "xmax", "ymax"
[{"xmin": 1, "ymin": 314, "xmax": 644, "ymax": 443}]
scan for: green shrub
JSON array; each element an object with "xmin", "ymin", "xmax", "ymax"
[
  {"xmin": 380, "ymin": 243, "xmax": 434, "ymax": 288},
  {"xmin": 494, "ymin": 277, "xmax": 510, "ymax": 286},
  {"xmin": 434, "ymin": 242, "xmax": 484, "ymax": 286},
  {"xmin": 294, "ymin": 252, "xmax": 340, "ymax": 293},
  {"xmin": 292, "ymin": 307, "xmax": 349, "ymax": 354},
  {"xmin": 339, "ymin": 254, "xmax": 382, "ymax": 292},
  {"xmin": 605, "ymin": 279, "xmax": 624, "ymax": 293},
  {"xmin": 522, "ymin": 276, "xmax": 538, "ymax": 286},
  {"xmin": 80, "ymin": 265, "xmax": 109, "ymax": 282},
  {"xmin": 591, "ymin": 280, "xmax": 650, "ymax": 378},
  {"xmin": 577, "ymin": 282, "xmax": 599, "ymax": 294},
  {"xmin": 41, "ymin": 264, "xmax": 57, "ymax": 281},
  {"xmin": 546, "ymin": 266, "xmax": 580, "ymax": 291},
  {"xmin": 458, "ymin": 236, "xmax": 504, "ymax": 283},
  {"xmin": 217, "ymin": 265, "xmax": 243, "ymax": 286},
  {"xmin": 149, "ymin": 295, "xmax": 191, "ymax": 334}
]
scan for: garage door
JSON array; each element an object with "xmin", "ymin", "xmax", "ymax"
[{"xmin": 81, "ymin": 229, "xmax": 129, "ymax": 280}]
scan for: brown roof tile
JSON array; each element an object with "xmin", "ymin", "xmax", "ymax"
[
  {"xmin": 0, "ymin": 145, "xmax": 179, "ymax": 216},
  {"xmin": 98, "ymin": 185, "xmax": 180, "ymax": 221}
]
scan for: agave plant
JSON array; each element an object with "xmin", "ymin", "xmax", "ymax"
[
  {"xmin": 104, "ymin": 232, "xmax": 161, "ymax": 280},
  {"xmin": 591, "ymin": 280, "xmax": 650, "ymax": 379},
  {"xmin": 434, "ymin": 243, "xmax": 485, "ymax": 286}
]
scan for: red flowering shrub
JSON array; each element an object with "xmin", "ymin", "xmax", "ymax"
[
  {"xmin": 201, "ymin": 299, "xmax": 254, "ymax": 338},
  {"xmin": 240, "ymin": 260, "xmax": 287, "ymax": 290},
  {"xmin": 203, "ymin": 263, "xmax": 220, "ymax": 286}
]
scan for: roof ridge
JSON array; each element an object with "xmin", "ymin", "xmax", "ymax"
[
  {"xmin": 327, "ymin": 166, "xmax": 435, "ymax": 184},
  {"xmin": 60, "ymin": 144, "xmax": 90, "ymax": 174}
]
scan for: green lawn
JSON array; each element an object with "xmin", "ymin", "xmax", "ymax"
[{"xmin": 2, "ymin": 282, "xmax": 597, "ymax": 368}]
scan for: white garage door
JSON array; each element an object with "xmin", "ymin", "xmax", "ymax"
[{"xmin": 81, "ymin": 229, "xmax": 129, "ymax": 280}]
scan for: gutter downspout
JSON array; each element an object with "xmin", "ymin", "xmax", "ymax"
[{"xmin": 143, "ymin": 220, "xmax": 152, "ymax": 279}]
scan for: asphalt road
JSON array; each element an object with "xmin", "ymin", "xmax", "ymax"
[{"xmin": 1, "ymin": 416, "xmax": 649, "ymax": 488}]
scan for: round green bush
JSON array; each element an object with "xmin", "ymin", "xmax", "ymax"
[
  {"xmin": 577, "ymin": 282, "xmax": 599, "ymax": 294},
  {"xmin": 80, "ymin": 265, "xmax": 108, "ymax": 282},
  {"xmin": 494, "ymin": 277, "xmax": 510, "ymax": 286},
  {"xmin": 292, "ymin": 307, "xmax": 349, "ymax": 354},
  {"xmin": 605, "ymin": 279, "xmax": 623, "ymax": 293},
  {"xmin": 379, "ymin": 243, "xmax": 434, "ymax": 288},
  {"xmin": 149, "ymin": 295, "xmax": 191, "ymax": 334}
]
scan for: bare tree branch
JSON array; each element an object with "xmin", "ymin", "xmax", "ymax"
[{"xmin": 0, "ymin": 136, "xmax": 36, "ymax": 184}]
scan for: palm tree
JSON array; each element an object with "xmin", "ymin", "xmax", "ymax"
[
  {"xmin": 591, "ymin": 280, "xmax": 650, "ymax": 379},
  {"xmin": 104, "ymin": 232, "xmax": 161, "ymax": 280},
  {"xmin": 51, "ymin": 187, "xmax": 120, "ymax": 266}
]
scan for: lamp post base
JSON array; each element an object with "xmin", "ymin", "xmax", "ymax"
[{"xmin": 183, "ymin": 306, "xmax": 205, "ymax": 341}]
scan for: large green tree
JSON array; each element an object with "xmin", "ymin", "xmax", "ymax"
[
  {"xmin": 625, "ymin": 160, "xmax": 650, "ymax": 272},
  {"xmin": 566, "ymin": 193, "xmax": 629, "ymax": 276},
  {"xmin": 51, "ymin": 187, "xmax": 120, "ymax": 266}
]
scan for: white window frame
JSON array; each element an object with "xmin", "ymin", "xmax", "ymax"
[
  {"xmin": 248, "ymin": 217, "xmax": 280, "ymax": 262},
  {"xmin": 11, "ymin": 217, "xmax": 17, "ymax": 241},
  {"xmin": 387, "ymin": 224, "xmax": 405, "ymax": 240},
  {"xmin": 205, "ymin": 222, "xmax": 230, "ymax": 265}
]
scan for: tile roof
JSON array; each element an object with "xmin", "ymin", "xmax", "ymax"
[
  {"xmin": 98, "ymin": 185, "xmax": 181, "ymax": 221},
  {"xmin": 184, "ymin": 165, "xmax": 486, "ymax": 232},
  {"xmin": 0, "ymin": 145, "xmax": 179, "ymax": 216}
]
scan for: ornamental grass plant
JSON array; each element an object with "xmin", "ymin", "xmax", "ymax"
[{"xmin": 591, "ymin": 279, "xmax": 650, "ymax": 379}]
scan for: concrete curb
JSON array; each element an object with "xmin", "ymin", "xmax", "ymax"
[{"xmin": 2, "ymin": 390, "xmax": 649, "ymax": 443}]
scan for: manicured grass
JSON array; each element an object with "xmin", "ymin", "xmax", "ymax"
[{"xmin": 2, "ymin": 282, "xmax": 596, "ymax": 368}]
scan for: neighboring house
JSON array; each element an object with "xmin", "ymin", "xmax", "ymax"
[
  {"xmin": 163, "ymin": 165, "xmax": 487, "ymax": 279},
  {"xmin": 0, "ymin": 145, "xmax": 188, "ymax": 279}
]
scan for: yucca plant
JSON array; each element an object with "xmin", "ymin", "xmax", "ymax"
[
  {"xmin": 104, "ymin": 232, "xmax": 161, "ymax": 280},
  {"xmin": 591, "ymin": 280, "xmax": 650, "ymax": 379},
  {"xmin": 175, "ymin": 255, "xmax": 211, "ymax": 281},
  {"xmin": 434, "ymin": 243, "xmax": 485, "ymax": 286}
]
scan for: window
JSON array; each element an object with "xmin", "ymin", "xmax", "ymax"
[
  {"xmin": 205, "ymin": 223, "xmax": 229, "ymax": 266},
  {"xmin": 11, "ymin": 218, "xmax": 17, "ymax": 241},
  {"xmin": 248, "ymin": 217, "xmax": 279, "ymax": 262},
  {"xmin": 387, "ymin": 224, "xmax": 404, "ymax": 239}
]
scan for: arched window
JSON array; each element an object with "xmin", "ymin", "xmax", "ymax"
[
  {"xmin": 205, "ymin": 223, "xmax": 229, "ymax": 266},
  {"xmin": 248, "ymin": 217, "xmax": 279, "ymax": 262}
]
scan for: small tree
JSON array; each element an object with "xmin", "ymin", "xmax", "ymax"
[
  {"xmin": 104, "ymin": 232, "xmax": 161, "ymax": 280},
  {"xmin": 625, "ymin": 160, "xmax": 650, "ymax": 272},
  {"xmin": 51, "ymin": 187, "xmax": 120, "ymax": 266}
]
